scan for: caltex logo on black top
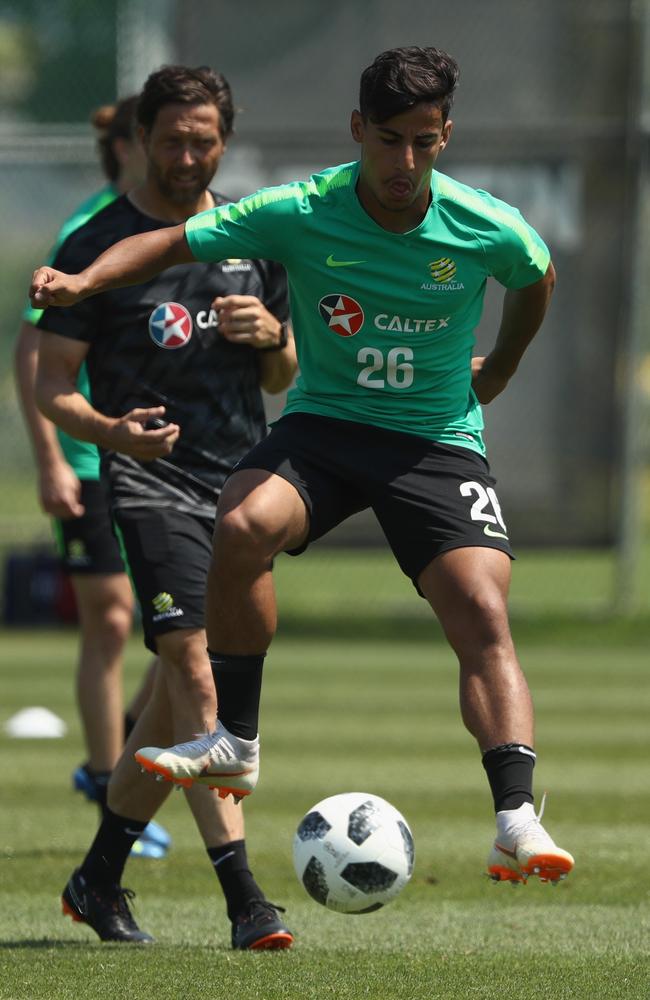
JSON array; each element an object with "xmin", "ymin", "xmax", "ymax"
[{"xmin": 149, "ymin": 302, "xmax": 193, "ymax": 349}]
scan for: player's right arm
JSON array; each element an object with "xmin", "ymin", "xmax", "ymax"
[
  {"xmin": 14, "ymin": 320, "xmax": 84, "ymax": 518},
  {"xmin": 35, "ymin": 330, "xmax": 181, "ymax": 461},
  {"xmin": 30, "ymin": 224, "xmax": 192, "ymax": 308},
  {"xmin": 472, "ymin": 261, "xmax": 556, "ymax": 404}
]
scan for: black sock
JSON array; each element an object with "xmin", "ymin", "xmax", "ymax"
[
  {"xmin": 208, "ymin": 650, "xmax": 265, "ymax": 740},
  {"xmin": 78, "ymin": 807, "xmax": 147, "ymax": 887},
  {"xmin": 124, "ymin": 712, "xmax": 137, "ymax": 741},
  {"xmin": 482, "ymin": 742, "xmax": 536, "ymax": 812},
  {"xmin": 207, "ymin": 840, "xmax": 264, "ymax": 921}
]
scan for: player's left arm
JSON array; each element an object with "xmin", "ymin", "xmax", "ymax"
[
  {"xmin": 472, "ymin": 261, "xmax": 555, "ymax": 404},
  {"xmin": 30, "ymin": 224, "xmax": 193, "ymax": 308},
  {"xmin": 214, "ymin": 294, "xmax": 298, "ymax": 393}
]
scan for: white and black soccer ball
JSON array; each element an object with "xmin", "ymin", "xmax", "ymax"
[{"xmin": 292, "ymin": 792, "xmax": 415, "ymax": 914}]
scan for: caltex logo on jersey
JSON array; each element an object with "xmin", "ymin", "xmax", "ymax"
[
  {"xmin": 149, "ymin": 302, "xmax": 193, "ymax": 349},
  {"xmin": 318, "ymin": 294, "xmax": 364, "ymax": 337}
]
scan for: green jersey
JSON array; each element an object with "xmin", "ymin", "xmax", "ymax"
[
  {"xmin": 186, "ymin": 161, "xmax": 550, "ymax": 457},
  {"xmin": 23, "ymin": 184, "xmax": 118, "ymax": 479}
]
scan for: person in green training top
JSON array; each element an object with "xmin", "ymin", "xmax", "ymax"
[
  {"xmin": 30, "ymin": 46, "xmax": 575, "ymax": 887},
  {"xmin": 14, "ymin": 95, "xmax": 169, "ymax": 858}
]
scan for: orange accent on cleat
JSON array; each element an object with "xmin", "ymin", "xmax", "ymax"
[
  {"xmin": 213, "ymin": 785, "xmax": 252, "ymax": 800},
  {"xmin": 248, "ymin": 931, "xmax": 294, "ymax": 950},
  {"xmin": 488, "ymin": 865, "xmax": 526, "ymax": 883},
  {"xmin": 62, "ymin": 897, "xmax": 84, "ymax": 922},
  {"xmin": 134, "ymin": 752, "xmax": 193, "ymax": 788},
  {"xmin": 520, "ymin": 853, "xmax": 574, "ymax": 880}
]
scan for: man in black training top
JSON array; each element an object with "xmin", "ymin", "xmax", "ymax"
[{"xmin": 35, "ymin": 65, "xmax": 297, "ymax": 949}]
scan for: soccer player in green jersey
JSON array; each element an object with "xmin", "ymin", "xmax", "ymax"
[{"xmin": 31, "ymin": 47, "xmax": 575, "ymax": 887}]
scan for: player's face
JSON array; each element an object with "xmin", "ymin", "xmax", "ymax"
[
  {"xmin": 351, "ymin": 103, "xmax": 452, "ymax": 231},
  {"xmin": 143, "ymin": 102, "xmax": 226, "ymax": 205}
]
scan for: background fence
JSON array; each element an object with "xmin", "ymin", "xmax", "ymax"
[{"xmin": 1, "ymin": 0, "xmax": 649, "ymax": 620}]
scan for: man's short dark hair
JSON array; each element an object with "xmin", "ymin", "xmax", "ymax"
[
  {"xmin": 359, "ymin": 47, "xmax": 459, "ymax": 124},
  {"xmin": 137, "ymin": 65, "xmax": 235, "ymax": 139}
]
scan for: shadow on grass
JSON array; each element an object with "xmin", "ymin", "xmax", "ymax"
[
  {"xmin": 0, "ymin": 938, "xmax": 239, "ymax": 953},
  {"xmin": 0, "ymin": 939, "xmax": 102, "ymax": 949}
]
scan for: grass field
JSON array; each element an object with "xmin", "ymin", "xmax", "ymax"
[{"xmin": 1, "ymin": 620, "xmax": 649, "ymax": 1000}]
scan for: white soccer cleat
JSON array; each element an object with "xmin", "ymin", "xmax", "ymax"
[
  {"xmin": 487, "ymin": 797, "xmax": 574, "ymax": 885},
  {"xmin": 135, "ymin": 721, "xmax": 259, "ymax": 802}
]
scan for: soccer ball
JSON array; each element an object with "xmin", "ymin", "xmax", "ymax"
[{"xmin": 292, "ymin": 792, "xmax": 415, "ymax": 914}]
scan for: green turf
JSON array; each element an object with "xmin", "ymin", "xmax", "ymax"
[{"xmin": 1, "ymin": 629, "xmax": 649, "ymax": 999}]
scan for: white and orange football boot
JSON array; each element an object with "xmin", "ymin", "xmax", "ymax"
[
  {"xmin": 488, "ymin": 797, "xmax": 574, "ymax": 885},
  {"xmin": 135, "ymin": 721, "xmax": 259, "ymax": 803}
]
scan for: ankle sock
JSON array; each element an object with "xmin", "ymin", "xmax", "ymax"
[{"xmin": 496, "ymin": 801, "xmax": 536, "ymax": 832}]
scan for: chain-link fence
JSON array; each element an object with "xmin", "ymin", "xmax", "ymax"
[{"xmin": 1, "ymin": 0, "xmax": 649, "ymax": 621}]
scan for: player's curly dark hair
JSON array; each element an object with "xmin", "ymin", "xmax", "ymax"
[
  {"xmin": 91, "ymin": 95, "xmax": 139, "ymax": 182},
  {"xmin": 137, "ymin": 65, "xmax": 235, "ymax": 139},
  {"xmin": 359, "ymin": 47, "xmax": 459, "ymax": 124}
]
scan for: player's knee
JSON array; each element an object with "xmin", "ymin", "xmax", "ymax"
[
  {"xmin": 97, "ymin": 600, "xmax": 133, "ymax": 648},
  {"xmin": 77, "ymin": 580, "xmax": 134, "ymax": 639},
  {"xmin": 448, "ymin": 588, "xmax": 511, "ymax": 653},
  {"xmin": 216, "ymin": 501, "xmax": 283, "ymax": 559}
]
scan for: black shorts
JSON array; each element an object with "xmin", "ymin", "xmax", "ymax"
[
  {"xmin": 234, "ymin": 413, "xmax": 514, "ymax": 592},
  {"xmin": 53, "ymin": 479, "xmax": 125, "ymax": 575},
  {"xmin": 112, "ymin": 506, "xmax": 213, "ymax": 652}
]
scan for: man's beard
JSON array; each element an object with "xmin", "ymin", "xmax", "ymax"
[{"xmin": 151, "ymin": 163, "xmax": 211, "ymax": 205}]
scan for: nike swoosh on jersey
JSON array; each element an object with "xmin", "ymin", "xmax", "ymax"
[
  {"xmin": 326, "ymin": 254, "xmax": 367, "ymax": 267},
  {"xmin": 483, "ymin": 524, "xmax": 509, "ymax": 539}
]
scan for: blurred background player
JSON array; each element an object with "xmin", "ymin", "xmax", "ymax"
[
  {"xmin": 34, "ymin": 65, "xmax": 297, "ymax": 948},
  {"xmin": 14, "ymin": 95, "xmax": 170, "ymax": 860}
]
